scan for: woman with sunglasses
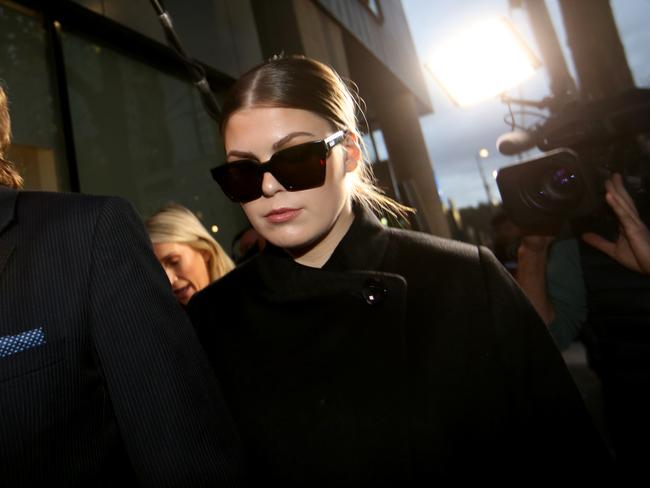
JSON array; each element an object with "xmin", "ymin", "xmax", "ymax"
[{"xmin": 189, "ymin": 56, "xmax": 612, "ymax": 485}]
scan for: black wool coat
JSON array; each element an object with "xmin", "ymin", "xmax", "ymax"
[
  {"xmin": 0, "ymin": 188, "xmax": 242, "ymax": 486},
  {"xmin": 189, "ymin": 206, "xmax": 613, "ymax": 486}
]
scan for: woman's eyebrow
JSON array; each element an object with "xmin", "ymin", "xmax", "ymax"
[
  {"xmin": 160, "ymin": 253, "xmax": 179, "ymax": 262},
  {"xmin": 272, "ymin": 131, "xmax": 315, "ymax": 150},
  {"xmin": 226, "ymin": 149, "xmax": 257, "ymax": 160},
  {"xmin": 226, "ymin": 131, "xmax": 315, "ymax": 160}
]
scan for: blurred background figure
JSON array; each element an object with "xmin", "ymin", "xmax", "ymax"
[
  {"xmin": 515, "ymin": 173, "xmax": 650, "ymax": 467},
  {"xmin": 489, "ymin": 210, "xmax": 521, "ymax": 275},
  {"xmin": 146, "ymin": 203, "xmax": 234, "ymax": 306},
  {"xmin": 516, "ymin": 233, "xmax": 586, "ymax": 349},
  {"xmin": 231, "ymin": 225, "xmax": 266, "ymax": 264}
]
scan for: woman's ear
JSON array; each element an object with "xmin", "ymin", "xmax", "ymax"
[
  {"xmin": 200, "ymin": 249, "xmax": 211, "ymax": 263},
  {"xmin": 342, "ymin": 132, "xmax": 361, "ymax": 173}
]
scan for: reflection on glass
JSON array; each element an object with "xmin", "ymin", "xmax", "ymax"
[
  {"xmin": 0, "ymin": 2, "xmax": 67, "ymax": 190},
  {"xmin": 362, "ymin": 132, "xmax": 378, "ymax": 164},
  {"xmin": 60, "ymin": 31, "xmax": 247, "ymax": 251},
  {"xmin": 372, "ymin": 129, "xmax": 389, "ymax": 162}
]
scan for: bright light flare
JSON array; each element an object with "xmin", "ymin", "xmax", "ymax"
[{"xmin": 425, "ymin": 17, "xmax": 540, "ymax": 107}]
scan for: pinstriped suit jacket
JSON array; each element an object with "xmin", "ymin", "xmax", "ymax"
[{"xmin": 0, "ymin": 187, "xmax": 243, "ymax": 487}]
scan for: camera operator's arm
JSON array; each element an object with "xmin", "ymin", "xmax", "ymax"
[
  {"xmin": 516, "ymin": 236, "xmax": 556, "ymax": 324},
  {"xmin": 516, "ymin": 237, "xmax": 587, "ymax": 350},
  {"xmin": 582, "ymin": 173, "xmax": 650, "ymax": 274}
]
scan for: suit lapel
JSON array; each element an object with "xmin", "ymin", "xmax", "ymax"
[{"xmin": 0, "ymin": 187, "xmax": 18, "ymax": 277}]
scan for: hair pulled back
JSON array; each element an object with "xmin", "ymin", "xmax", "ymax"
[{"xmin": 220, "ymin": 55, "xmax": 411, "ymax": 219}]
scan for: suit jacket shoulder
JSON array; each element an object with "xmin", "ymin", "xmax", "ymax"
[
  {"xmin": 1, "ymin": 190, "xmax": 244, "ymax": 486},
  {"xmin": 17, "ymin": 191, "xmax": 134, "ymax": 238}
]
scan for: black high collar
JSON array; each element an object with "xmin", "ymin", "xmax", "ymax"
[
  {"xmin": 252, "ymin": 204, "xmax": 393, "ymax": 302},
  {"xmin": 262, "ymin": 203, "xmax": 390, "ymax": 273},
  {"xmin": 321, "ymin": 204, "xmax": 389, "ymax": 272}
]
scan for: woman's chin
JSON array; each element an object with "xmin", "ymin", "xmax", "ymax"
[{"xmin": 271, "ymin": 237, "xmax": 311, "ymax": 252}]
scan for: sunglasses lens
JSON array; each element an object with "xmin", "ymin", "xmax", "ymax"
[
  {"xmin": 211, "ymin": 140, "xmax": 330, "ymax": 203},
  {"xmin": 272, "ymin": 141, "xmax": 327, "ymax": 191},
  {"xmin": 212, "ymin": 161, "xmax": 262, "ymax": 203}
]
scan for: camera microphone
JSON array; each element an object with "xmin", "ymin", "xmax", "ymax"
[{"xmin": 496, "ymin": 130, "xmax": 538, "ymax": 155}]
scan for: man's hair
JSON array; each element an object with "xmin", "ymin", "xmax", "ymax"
[{"xmin": 0, "ymin": 85, "xmax": 24, "ymax": 189}]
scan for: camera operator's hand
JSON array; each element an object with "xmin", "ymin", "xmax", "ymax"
[
  {"xmin": 582, "ymin": 173, "xmax": 650, "ymax": 274},
  {"xmin": 519, "ymin": 235, "xmax": 555, "ymax": 254},
  {"xmin": 516, "ymin": 235, "xmax": 556, "ymax": 325}
]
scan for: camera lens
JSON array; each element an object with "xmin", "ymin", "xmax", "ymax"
[
  {"xmin": 524, "ymin": 164, "xmax": 584, "ymax": 214},
  {"xmin": 544, "ymin": 167, "xmax": 580, "ymax": 198}
]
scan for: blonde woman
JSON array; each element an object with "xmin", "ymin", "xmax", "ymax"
[{"xmin": 146, "ymin": 203, "xmax": 234, "ymax": 305}]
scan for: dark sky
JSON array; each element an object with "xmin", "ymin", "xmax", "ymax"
[{"xmin": 402, "ymin": 0, "xmax": 650, "ymax": 208}]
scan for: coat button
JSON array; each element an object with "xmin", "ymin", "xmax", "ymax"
[{"xmin": 362, "ymin": 278, "xmax": 388, "ymax": 305}]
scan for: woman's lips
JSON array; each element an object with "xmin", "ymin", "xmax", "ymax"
[
  {"xmin": 264, "ymin": 207, "xmax": 302, "ymax": 223},
  {"xmin": 173, "ymin": 284, "xmax": 193, "ymax": 300}
]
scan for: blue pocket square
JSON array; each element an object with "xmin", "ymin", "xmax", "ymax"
[{"xmin": 0, "ymin": 327, "xmax": 46, "ymax": 358}]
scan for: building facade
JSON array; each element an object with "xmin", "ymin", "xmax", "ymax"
[{"xmin": 0, "ymin": 0, "xmax": 449, "ymax": 250}]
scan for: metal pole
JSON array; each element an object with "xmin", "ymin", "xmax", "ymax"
[{"xmin": 475, "ymin": 152, "xmax": 495, "ymax": 206}]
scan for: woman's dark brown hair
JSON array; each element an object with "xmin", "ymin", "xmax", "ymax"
[
  {"xmin": 0, "ymin": 85, "xmax": 23, "ymax": 189},
  {"xmin": 220, "ymin": 55, "xmax": 411, "ymax": 218}
]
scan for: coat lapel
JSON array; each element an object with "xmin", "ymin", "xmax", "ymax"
[{"xmin": 0, "ymin": 187, "xmax": 18, "ymax": 277}]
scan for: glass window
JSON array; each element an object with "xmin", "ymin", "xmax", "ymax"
[
  {"xmin": 60, "ymin": 31, "xmax": 247, "ymax": 252},
  {"xmin": 0, "ymin": 2, "xmax": 68, "ymax": 191},
  {"xmin": 372, "ymin": 129, "xmax": 389, "ymax": 162},
  {"xmin": 362, "ymin": 132, "xmax": 378, "ymax": 163}
]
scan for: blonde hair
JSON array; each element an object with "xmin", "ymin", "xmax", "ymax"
[
  {"xmin": 146, "ymin": 203, "xmax": 235, "ymax": 282},
  {"xmin": 0, "ymin": 85, "xmax": 23, "ymax": 189},
  {"xmin": 220, "ymin": 55, "xmax": 413, "ymax": 220}
]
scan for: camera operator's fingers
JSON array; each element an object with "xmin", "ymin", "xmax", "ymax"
[
  {"xmin": 582, "ymin": 232, "xmax": 644, "ymax": 273},
  {"xmin": 582, "ymin": 232, "xmax": 616, "ymax": 257},
  {"xmin": 604, "ymin": 188, "xmax": 644, "ymax": 233},
  {"xmin": 607, "ymin": 173, "xmax": 638, "ymax": 217}
]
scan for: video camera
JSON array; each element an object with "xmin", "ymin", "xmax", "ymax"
[{"xmin": 495, "ymin": 88, "xmax": 650, "ymax": 235}]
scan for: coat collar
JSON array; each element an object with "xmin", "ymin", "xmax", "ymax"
[
  {"xmin": 0, "ymin": 186, "xmax": 18, "ymax": 277},
  {"xmin": 262, "ymin": 203, "xmax": 390, "ymax": 273},
  {"xmin": 252, "ymin": 204, "xmax": 393, "ymax": 302},
  {"xmin": 322, "ymin": 203, "xmax": 390, "ymax": 272}
]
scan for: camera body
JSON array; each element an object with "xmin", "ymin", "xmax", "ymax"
[
  {"xmin": 496, "ymin": 149, "xmax": 600, "ymax": 235},
  {"xmin": 495, "ymin": 88, "xmax": 650, "ymax": 235}
]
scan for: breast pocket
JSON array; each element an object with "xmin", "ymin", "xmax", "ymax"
[{"xmin": 0, "ymin": 328, "xmax": 66, "ymax": 384}]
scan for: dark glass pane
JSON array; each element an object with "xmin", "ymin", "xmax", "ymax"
[
  {"xmin": 0, "ymin": 2, "xmax": 68, "ymax": 190},
  {"xmin": 61, "ymin": 31, "xmax": 247, "ymax": 252}
]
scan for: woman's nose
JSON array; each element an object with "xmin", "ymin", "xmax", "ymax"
[
  {"xmin": 261, "ymin": 171, "xmax": 285, "ymax": 197},
  {"xmin": 164, "ymin": 267, "xmax": 176, "ymax": 285}
]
